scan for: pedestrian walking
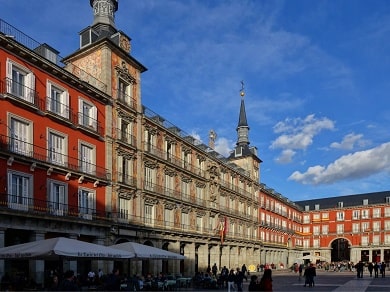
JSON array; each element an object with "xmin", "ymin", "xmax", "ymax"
[
  {"xmin": 227, "ymin": 269, "xmax": 236, "ymax": 292},
  {"xmin": 374, "ymin": 262, "xmax": 379, "ymax": 278},
  {"xmin": 258, "ymin": 268, "xmax": 273, "ymax": 291},
  {"xmin": 381, "ymin": 261, "xmax": 386, "ymax": 278},
  {"xmin": 368, "ymin": 262, "xmax": 373, "ymax": 277}
]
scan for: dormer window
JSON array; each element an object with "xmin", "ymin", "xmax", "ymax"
[
  {"xmin": 338, "ymin": 202, "xmax": 344, "ymax": 208},
  {"xmin": 363, "ymin": 199, "xmax": 368, "ymax": 205}
]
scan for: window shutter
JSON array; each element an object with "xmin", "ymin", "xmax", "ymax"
[{"xmin": 6, "ymin": 60, "xmax": 13, "ymax": 93}]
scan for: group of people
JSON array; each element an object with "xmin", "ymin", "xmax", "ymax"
[
  {"xmin": 362, "ymin": 261, "xmax": 387, "ymax": 278},
  {"xmin": 248, "ymin": 269, "xmax": 273, "ymax": 291}
]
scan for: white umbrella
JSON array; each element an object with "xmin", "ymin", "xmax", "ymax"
[
  {"xmin": 297, "ymin": 255, "xmax": 329, "ymax": 262},
  {"xmin": 111, "ymin": 242, "xmax": 185, "ymax": 260},
  {"xmin": 0, "ymin": 237, "xmax": 135, "ymax": 260}
]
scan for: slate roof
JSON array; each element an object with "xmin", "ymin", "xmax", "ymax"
[{"xmin": 295, "ymin": 190, "xmax": 390, "ymax": 210}]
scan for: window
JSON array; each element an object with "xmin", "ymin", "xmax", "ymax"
[
  {"xmin": 303, "ymin": 226, "xmax": 310, "ymax": 234},
  {"xmin": 303, "ymin": 215, "xmax": 310, "ymax": 224},
  {"xmin": 314, "ymin": 204, "xmax": 320, "ymax": 210},
  {"xmin": 385, "ymin": 220, "xmax": 390, "ymax": 231},
  {"xmin": 322, "ymin": 225, "xmax": 329, "ymax": 235},
  {"xmin": 361, "ymin": 222, "xmax": 370, "ymax": 232},
  {"xmin": 363, "ymin": 199, "xmax": 368, "ymax": 205},
  {"xmin": 196, "ymin": 186, "xmax": 204, "ymax": 205},
  {"xmin": 118, "ymin": 156, "xmax": 133, "ymax": 185},
  {"xmin": 313, "ymin": 226, "xmax": 320, "ymax": 236},
  {"xmin": 373, "ymin": 208, "xmax": 381, "ymax": 218},
  {"xmin": 181, "ymin": 180, "xmax": 190, "ymax": 197},
  {"xmin": 373, "ymin": 221, "xmax": 381, "ymax": 232},
  {"xmin": 78, "ymin": 188, "xmax": 95, "ymax": 220},
  {"xmin": 10, "ymin": 116, "xmax": 32, "ymax": 156},
  {"xmin": 352, "ymin": 223, "xmax": 360, "ymax": 233},
  {"xmin": 78, "ymin": 98, "xmax": 97, "ymax": 130},
  {"xmin": 322, "ymin": 213, "xmax": 329, "ymax": 220},
  {"xmin": 164, "ymin": 208, "xmax": 171, "ymax": 226},
  {"xmin": 79, "ymin": 142, "xmax": 95, "ymax": 175},
  {"xmin": 336, "ymin": 211, "xmax": 344, "ymax": 221},
  {"xmin": 7, "ymin": 170, "xmax": 32, "ymax": 211},
  {"xmin": 313, "ymin": 239, "xmax": 319, "ymax": 248},
  {"xmin": 6, "ymin": 59, "xmax": 35, "ymax": 103},
  {"xmin": 385, "ymin": 207, "xmax": 390, "ymax": 217},
  {"xmin": 361, "ymin": 236, "xmax": 368, "ymax": 246},
  {"xmin": 47, "ymin": 81, "xmax": 69, "ymax": 118},
  {"xmin": 182, "ymin": 150, "xmax": 191, "ymax": 170},
  {"xmin": 144, "ymin": 166, "xmax": 155, "ymax": 191},
  {"xmin": 165, "ymin": 140, "xmax": 174, "ymax": 162},
  {"xmin": 352, "ymin": 210, "xmax": 360, "ymax": 220},
  {"xmin": 48, "ymin": 131, "xmax": 67, "ymax": 166},
  {"xmin": 337, "ymin": 201, "xmax": 343, "ymax": 208},
  {"xmin": 120, "ymin": 119, "xmax": 133, "ymax": 145},
  {"xmin": 181, "ymin": 212, "xmax": 189, "ymax": 229},
  {"xmin": 48, "ymin": 180, "xmax": 67, "ymax": 216},
  {"xmin": 362, "ymin": 209, "xmax": 369, "ymax": 219},
  {"xmin": 337, "ymin": 224, "xmax": 344, "ymax": 234},
  {"xmin": 145, "ymin": 205, "xmax": 154, "ymax": 224},
  {"xmin": 119, "ymin": 197, "xmax": 129, "ymax": 221},
  {"xmin": 118, "ymin": 78, "xmax": 133, "ymax": 107},
  {"xmin": 144, "ymin": 129, "xmax": 154, "ymax": 152}
]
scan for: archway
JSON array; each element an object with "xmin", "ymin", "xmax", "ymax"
[{"xmin": 331, "ymin": 238, "xmax": 350, "ymax": 262}]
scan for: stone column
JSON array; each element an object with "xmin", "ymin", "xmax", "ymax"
[
  {"xmin": 209, "ymin": 245, "xmax": 219, "ymax": 272},
  {"xmin": 29, "ymin": 232, "xmax": 45, "ymax": 286},
  {"xmin": 198, "ymin": 244, "xmax": 208, "ymax": 272},
  {"xmin": 182, "ymin": 242, "xmax": 195, "ymax": 276},
  {"xmin": 220, "ymin": 245, "xmax": 229, "ymax": 270}
]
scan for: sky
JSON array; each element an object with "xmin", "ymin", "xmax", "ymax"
[{"xmin": 1, "ymin": 0, "xmax": 390, "ymax": 201}]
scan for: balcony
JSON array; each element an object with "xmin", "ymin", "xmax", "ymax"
[
  {"xmin": 0, "ymin": 134, "xmax": 110, "ymax": 181},
  {"xmin": 114, "ymin": 88, "xmax": 136, "ymax": 110},
  {"xmin": 77, "ymin": 112, "xmax": 104, "ymax": 136},
  {"xmin": 115, "ymin": 128, "xmax": 136, "ymax": 147},
  {"xmin": 1, "ymin": 78, "xmax": 42, "ymax": 110}
]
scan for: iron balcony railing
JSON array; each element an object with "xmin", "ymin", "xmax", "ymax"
[
  {"xmin": 1, "ymin": 78, "xmax": 104, "ymax": 136},
  {"xmin": 0, "ymin": 134, "xmax": 110, "ymax": 181},
  {"xmin": 114, "ymin": 88, "xmax": 136, "ymax": 110}
]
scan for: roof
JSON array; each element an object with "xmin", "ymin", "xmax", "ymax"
[{"xmin": 295, "ymin": 190, "xmax": 390, "ymax": 210}]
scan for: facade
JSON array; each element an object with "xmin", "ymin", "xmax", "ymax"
[{"xmin": 0, "ymin": 0, "xmax": 389, "ymax": 287}]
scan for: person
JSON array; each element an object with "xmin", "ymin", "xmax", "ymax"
[
  {"xmin": 235, "ymin": 267, "xmax": 244, "ymax": 292},
  {"xmin": 380, "ymin": 261, "xmax": 386, "ymax": 278},
  {"xmin": 356, "ymin": 261, "xmax": 364, "ymax": 278},
  {"xmin": 258, "ymin": 268, "xmax": 273, "ymax": 291},
  {"xmin": 48, "ymin": 274, "xmax": 59, "ymax": 291},
  {"xmin": 227, "ymin": 269, "xmax": 236, "ymax": 292},
  {"xmin": 58, "ymin": 270, "xmax": 79, "ymax": 291},
  {"xmin": 241, "ymin": 264, "xmax": 248, "ymax": 281},
  {"xmin": 298, "ymin": 264, "xmax": 303, "ymax": 281},
  {"xmin": 374, "ymin": 262, "xmax": 379, "ymax": 278},
  {"xmin": 221, "ymin": 266, "xmax": 229, "ymax": 288},
  {"xmin": 104, "ymin": 267, "xmax": 121, "ymax": 291},
  {"xmin": 87, "ymin": 270, "xmax": 95, "ymax": 287},
  {"xmin": 303, "ymin": 264, "xmax": 316, "ymax": 287},
  {"xmin": 248, "ymin": 275, "xmax": 261, "ymax": 291},
  {"xmin": 368, "ymin": 262, "xmax": 373, "ymax": 277},
  {"xmin": 212, "ymin": 263, "xmax": 218, "ymax": 277}
]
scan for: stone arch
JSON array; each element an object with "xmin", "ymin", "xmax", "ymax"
[{"xmin": 329, "ymin": 237, "xmax": 351, "ymax": 262}]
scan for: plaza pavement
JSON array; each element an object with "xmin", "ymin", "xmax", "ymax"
[{"xmin": 186, "ymin": 269, "xmax": 390, "ymax": 292}]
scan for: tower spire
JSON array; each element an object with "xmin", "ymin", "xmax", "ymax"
[{"xmin": 236, "ymin": 81, "xmax": 250, "ymax": 147}]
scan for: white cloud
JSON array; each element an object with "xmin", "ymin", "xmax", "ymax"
[
  {"xmin": 330, "ymin": 133, "xmax": 369, "ymax": 150},
  {"xmin": 270, "ymin": 114, "xmax": 335, "ymax": 162},
  {"xmin": 275, "ymin": 149, "xmax": 296, "ymax": 164},
  {"xmin": 215, "ymin": 137, "xmax": 234, "ymax": 157},
  {"xmin": 288, "ymin": 142, "xmax": 390, "ymax": 185}
]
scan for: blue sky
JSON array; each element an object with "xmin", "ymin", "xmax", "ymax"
[{"xmin": 2, "ymin": 0, "xmax": 390, "ymax": 201}]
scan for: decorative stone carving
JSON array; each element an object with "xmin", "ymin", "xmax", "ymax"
[{"xmin": 115, "ymin": 61, "xmax": 136, "ymax": 84}]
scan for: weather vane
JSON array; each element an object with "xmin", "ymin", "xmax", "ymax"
[{"xmin": 240, "ymin": 80, "xmax": 245, "ymax": 98}]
